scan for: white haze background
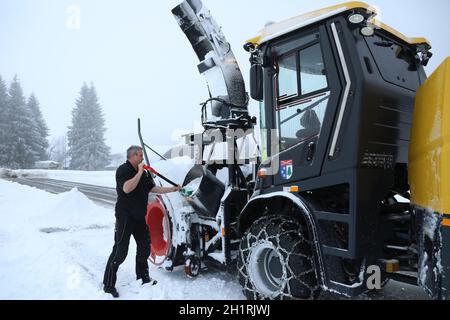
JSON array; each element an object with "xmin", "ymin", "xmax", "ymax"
[{"xmin": 0, "ymin": 0, "xmax": 449, "ymax": 155}]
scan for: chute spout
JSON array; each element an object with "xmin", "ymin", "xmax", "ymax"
[{"xmin": 172, "ymin": 0, "xmax": 248, "ymax": 121}]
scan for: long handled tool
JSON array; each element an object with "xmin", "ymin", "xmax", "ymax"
[
  {"xmin": 143, "ymin": 164, "xmax": 179, "ymax": 187},
  {"xmin": 137, "ymin": 118, "xmax": 167, "ymax": 164},
  {"xmin": 137, "ymin": 118, "xmax": 178, "ymax": 187}
]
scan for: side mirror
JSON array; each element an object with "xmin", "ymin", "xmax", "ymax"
[{"xmin": 250, "ymin": 64, "xmax": 263, "ymax": 101}]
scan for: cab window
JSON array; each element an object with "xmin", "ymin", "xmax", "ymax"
[{"xmin": 274, "ymin": 32, "xmax": 329, "ymax": 151}]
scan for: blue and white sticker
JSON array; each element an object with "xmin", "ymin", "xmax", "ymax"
[{"xmin": 280, "ymin": 160, "xmax": 293, "ymax": 180}]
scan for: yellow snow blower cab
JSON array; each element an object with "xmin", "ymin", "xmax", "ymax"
[
  {"xmin": 143, "ymin": 0, "xmax": 449, "ymax": 300},
  {"xmin": 244, "ymin": 1, "xmax": 449, "ymax": 299}
]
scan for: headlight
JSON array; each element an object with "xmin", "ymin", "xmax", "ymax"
[
  {"xmin": 361, "ymin": 26, "xmax": 375, "ymax": 37},
  {"xmin": 348, "ymin": 13, "xmax": 365, "ymax": 24}
]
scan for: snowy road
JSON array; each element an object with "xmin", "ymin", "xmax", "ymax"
[{"xmin": 5, "ymin": 177, "xmax": 117, "ymax": 207}]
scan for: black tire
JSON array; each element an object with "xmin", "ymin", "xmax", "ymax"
[
  {"xmin": 237, "ymin": 215, "xmax": 320, "ymax": 300},
  {"xmin": 184, "ymin": 256, "xmax": 201, "ymax": 278}
]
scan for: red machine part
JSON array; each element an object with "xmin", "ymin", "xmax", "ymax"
[{"xmin": 145, "ymin": 197, "xmax": 171, "ymax": 266}]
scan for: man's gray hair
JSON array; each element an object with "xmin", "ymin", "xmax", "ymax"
[{"xmin": 127, "ymin": 145, "xmax": 143, "ymax": 159}]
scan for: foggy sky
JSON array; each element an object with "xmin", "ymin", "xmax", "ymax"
[{"xmin": 1, "ymin": 0, "xmax": 449, "ymax": 155}]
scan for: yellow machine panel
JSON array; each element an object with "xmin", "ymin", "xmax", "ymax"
[{"xmin": 409, "ymin": 57, "xmax": 450, "ymax": 216}]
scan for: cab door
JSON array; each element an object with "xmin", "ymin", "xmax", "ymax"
[{"xmin": 269, "ymin": 26, "xmax": 342, "ymax": 185}]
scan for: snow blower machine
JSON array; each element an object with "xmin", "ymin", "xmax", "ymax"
[{"xmin": 141, "ymin": 0, "xmax": 450, "ymax": 300}]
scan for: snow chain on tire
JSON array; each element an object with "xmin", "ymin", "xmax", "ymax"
[{"xmin": 238, "ymin": 215, "xmax": 320, "ymax": 300}]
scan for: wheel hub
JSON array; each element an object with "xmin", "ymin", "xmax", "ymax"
[{"xmin": 248, "ymin": 241, "xmax": 285, "ymax": 297}]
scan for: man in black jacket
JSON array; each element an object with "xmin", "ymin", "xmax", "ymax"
[{"xmin": 103, "ymin": 145, "xmax": 180, "ymax": 298}]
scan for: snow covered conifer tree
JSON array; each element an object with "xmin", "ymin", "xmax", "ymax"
[
  {"xmin": 4, "ymin": 76, "xmax": 37, "ymax": 169},
  {"xmin": 68, "ymin": 83, "xmax": 111, "ymax": 170},
  {"xmin": 27, "ymin": 94, "xmax": 49, "ymax": 161},
  {"xmin": 0, "ymin": 75, "xmax": 10, "ymax": 167}
]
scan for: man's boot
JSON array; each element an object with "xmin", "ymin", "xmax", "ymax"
[
  {"xmin": 103, "ymin": 285, "xmax": 119, "ymax": 298},
  {"xmin": 140, "ymin": 275, "xmax": 157, "ymax": 286}
]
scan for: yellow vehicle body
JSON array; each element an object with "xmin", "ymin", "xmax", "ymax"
[
  {"xmin": 410, "ymin": 57, "xmax": 450, "ymax": 221},
  {"xmin": 246, "ymin": 1, "xmax": 430, "ymax": 48}
]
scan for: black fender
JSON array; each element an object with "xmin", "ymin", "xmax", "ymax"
[{"xmin": 238, "ymin": 191, "xmax": 326, "ymax": 287}]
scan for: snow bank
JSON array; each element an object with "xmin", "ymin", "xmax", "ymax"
[
  {"xmin": 0, "ymin": 180, "xmax": 114, "ymax": 299},
  {"xmin": 30, "ymin": 187, "xmax": 114, "ymax": 231}
]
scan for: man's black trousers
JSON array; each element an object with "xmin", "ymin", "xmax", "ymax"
[{"xmin": 103, "ymin": 214, "xmax": 150, "ymax": 287}]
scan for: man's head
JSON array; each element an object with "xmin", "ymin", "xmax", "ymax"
[{"xmin": 127, "ymin": 145, "xmax": 144, "ymax": 166}]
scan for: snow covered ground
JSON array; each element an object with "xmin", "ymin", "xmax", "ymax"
[{"xmin": 0, "ymin": 161, "xmax": 245, "ymax": 299}]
